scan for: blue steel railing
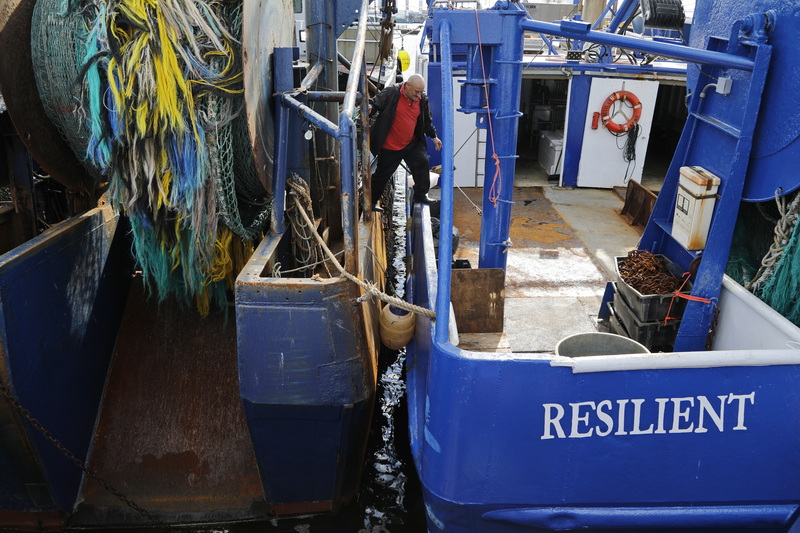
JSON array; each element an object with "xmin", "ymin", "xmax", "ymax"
[
  {"xmin": 519, "ymin": 18, "xmax": 756, "ymax": 71},
  {"xmin": 607, "ymin": 0, "xmax": 641, "ymax": 33},
  {"xmin": 434, "ymin": 19, "xmax": 455, "ymax": 344},
  {"xmin": 271, "ymin": 0, "xmax": 373, "ymax": 275}
]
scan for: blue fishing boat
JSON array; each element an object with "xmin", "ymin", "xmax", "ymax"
[
  {"xmin": 406, "ymin": 0, "xmax": 800, "ymax": 531},
  {"xmin": 0, "ymin": 0, "xmax": 400, "ymax": 528}
]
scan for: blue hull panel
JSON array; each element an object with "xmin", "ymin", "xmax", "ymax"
[
  {"xmin": 237, "ymin": 225, "xmax": 381, "ymax": 513},
  {"xmin": 407, "ymin": 208, "xmax": 800, "ymax": 533},
  {"xmin": 688, "ymin": 0, "xmax": 800, "ymax": 201},
  {"xmin": 0, "ymin": 207, "xmax": 131, "ymax": 520},
  {"xmin": 241, "ymin": 399, "xmax": 373, "ymax": 509}
]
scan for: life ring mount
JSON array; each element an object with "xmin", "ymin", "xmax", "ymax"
[{"xmin": 600, "ymin": 90, "xmax": 642, "ymax": 134}]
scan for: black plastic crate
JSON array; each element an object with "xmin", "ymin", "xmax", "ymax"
[
  {"xmin": 610, "ymin": 297, "xmax": 679, "ymax": 350},
  {"xmin": 605, "ymin": 300, "xmax": 630, "ymax": 338},
  {"xmin": 614, "ymin": 255, "xmax": 691, "ymax": 323}
]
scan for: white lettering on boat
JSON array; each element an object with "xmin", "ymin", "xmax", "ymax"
[{"xmin": 541, "ymin": 392, "xmax": 755, "ymax": 439}]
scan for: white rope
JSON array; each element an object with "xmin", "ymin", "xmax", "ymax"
[
  {"xmin": 275, "ymin": 250, "xmax": 344, "ymax": 276},
  {"xmin": 435, "ymin": 128, "xmax": 482, "ymax": 216},
  {"xmin": 456, "ymin": 184, "xmax": 482, "ymax": 215},
  {"xmin": 747, "ymin": 190, "xmax": 800, "ymax": 291},
  {"xmin": 287, "ymin": 178, "xmax": 436, "ymax": 318}
]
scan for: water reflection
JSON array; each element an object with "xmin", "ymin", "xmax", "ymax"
[
  {"xmin": 359, "ymin": 349, "xmax": 412, "ymax": 533},
  {"xmin": 356, "ymin": 178, "xmax": 423, "ymax": 533}
]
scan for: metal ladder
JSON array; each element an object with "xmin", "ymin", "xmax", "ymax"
[{"xmin": 637, "ymin": 13, "xmax": 774, "ymax": 351}]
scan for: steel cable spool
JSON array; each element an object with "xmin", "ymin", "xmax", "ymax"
[{"xmin": 641, "ymin": 0, "xmax": 685, "ymax": 30}]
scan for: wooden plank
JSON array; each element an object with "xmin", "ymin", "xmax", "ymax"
[
  {"xmin": 458, "ymin": 332, "xmax": 511, "ymax": 353},
  {"xmin": 450, "ymin": 268, "xmax": 505, "ymax": 333}
]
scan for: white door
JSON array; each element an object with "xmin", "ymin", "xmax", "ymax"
[{"xmin": 575, "ymin": 77, "xmax": 659, "ymax": 188}]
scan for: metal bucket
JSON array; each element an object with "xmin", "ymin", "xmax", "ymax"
[{"xmin": 555, "ymin": 332, "xmax": 650, "ymax": 357}]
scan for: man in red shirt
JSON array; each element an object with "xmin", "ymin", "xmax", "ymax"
[{"xmin": 369, "ymin": 74, "xmax": 442, "ymax": 211}]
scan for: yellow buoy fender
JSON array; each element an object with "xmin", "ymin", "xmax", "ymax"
[
  {"xmin": 398, "ymin": 49, "xmax": 411, "ymax": 72},
  {"xmin": 379, "ymin": 304, "xmax": 415, "ymax": 349}
]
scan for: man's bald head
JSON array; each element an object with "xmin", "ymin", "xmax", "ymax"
[
  {"xmin": 403, "ymin": 74, "xmax": 426, "ymax": 102},
  {"xmin": 407, "ymin": 73, "xmax": 425, "ymax": 89}
]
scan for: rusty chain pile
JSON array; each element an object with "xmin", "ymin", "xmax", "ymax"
[{"xmin": 618, "ymin": 250, "xmax": 681, "ymax": 295}]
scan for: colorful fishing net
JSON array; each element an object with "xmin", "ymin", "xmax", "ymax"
[{"xmin": 31, "ymin": 0, "xmax": 269, "ymax": 314}]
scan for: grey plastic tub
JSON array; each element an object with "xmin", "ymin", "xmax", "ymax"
[{"xmin": 555, "ymin": 332, "xmax": 650, "ymax": 357}]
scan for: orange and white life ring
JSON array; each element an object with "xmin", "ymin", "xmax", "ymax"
[{"xmin": 600, "ymin": 90, "xmax": 642, "ymax": 134}]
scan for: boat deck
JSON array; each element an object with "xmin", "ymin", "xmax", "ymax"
[{"xmin": 437, "ymin": 160, "xmax": 653, "ymax": 354}]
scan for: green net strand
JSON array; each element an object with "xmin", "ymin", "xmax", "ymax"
[
  {"xmin": 83, "ymin": 1, "xmax": 113, "ymax": 172},
  {"xmin": 219, "ymin": 2, "xmax": 271, "ymax": 240},
  {"xmin": 31, "ymin": 0, "xmax": 103, "ymax": 180},
  {"xmin": 755, "ymin": 215, "xmax": 800, "ymax": 326}
]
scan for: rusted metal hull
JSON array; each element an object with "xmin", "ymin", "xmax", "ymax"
[
  {"xmin": 0, "ymin": 205, "xmax": 270, "ymax": 528},
  {"xmin": 2, "ymin": 0, "xmax": 387, "ymax": 524},
  {"xmin": 0, "ymin": 363, "xmax": 65, "ymax": 532},
  {"xmin": 73, "ymin": 282, "xmax": 266, "ymax": 526},
  {"xmin": 0, "ymin": 206, "xmax": 131, "ymax": 528},
  {"xmin": 0, "ymin": 511, "xmax": 63, "ymax": 532},
  {"xmin": 0, "ymin": 213, "xmax": 383, "ymax": 527}
]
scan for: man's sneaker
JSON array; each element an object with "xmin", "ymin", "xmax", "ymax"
[{"xmin": 413, "ymin": 194, "xmax": 435, "ymax": 204}]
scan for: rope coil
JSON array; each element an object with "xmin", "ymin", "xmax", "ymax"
[{"xmin": 746, "ymin": 190, "xmax": 800, "ymax": 292}]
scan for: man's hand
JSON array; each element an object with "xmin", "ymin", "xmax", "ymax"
[{"xmin": 433, "ymin": 137, "xmax": 442, "ymax": 151}]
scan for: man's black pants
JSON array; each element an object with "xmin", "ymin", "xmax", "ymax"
[{"xmin": 371, "ymin": 139, "xmax": 430, "ymax": 205}]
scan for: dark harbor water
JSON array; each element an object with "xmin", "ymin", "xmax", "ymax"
[{"xmin": 250, "ymin": 346, "xmax": 427, "ymax": 533}]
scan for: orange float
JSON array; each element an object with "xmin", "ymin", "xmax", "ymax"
[{"xmin": 600, "ymin": 90, "xmax": 642, "ymax": 133}]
